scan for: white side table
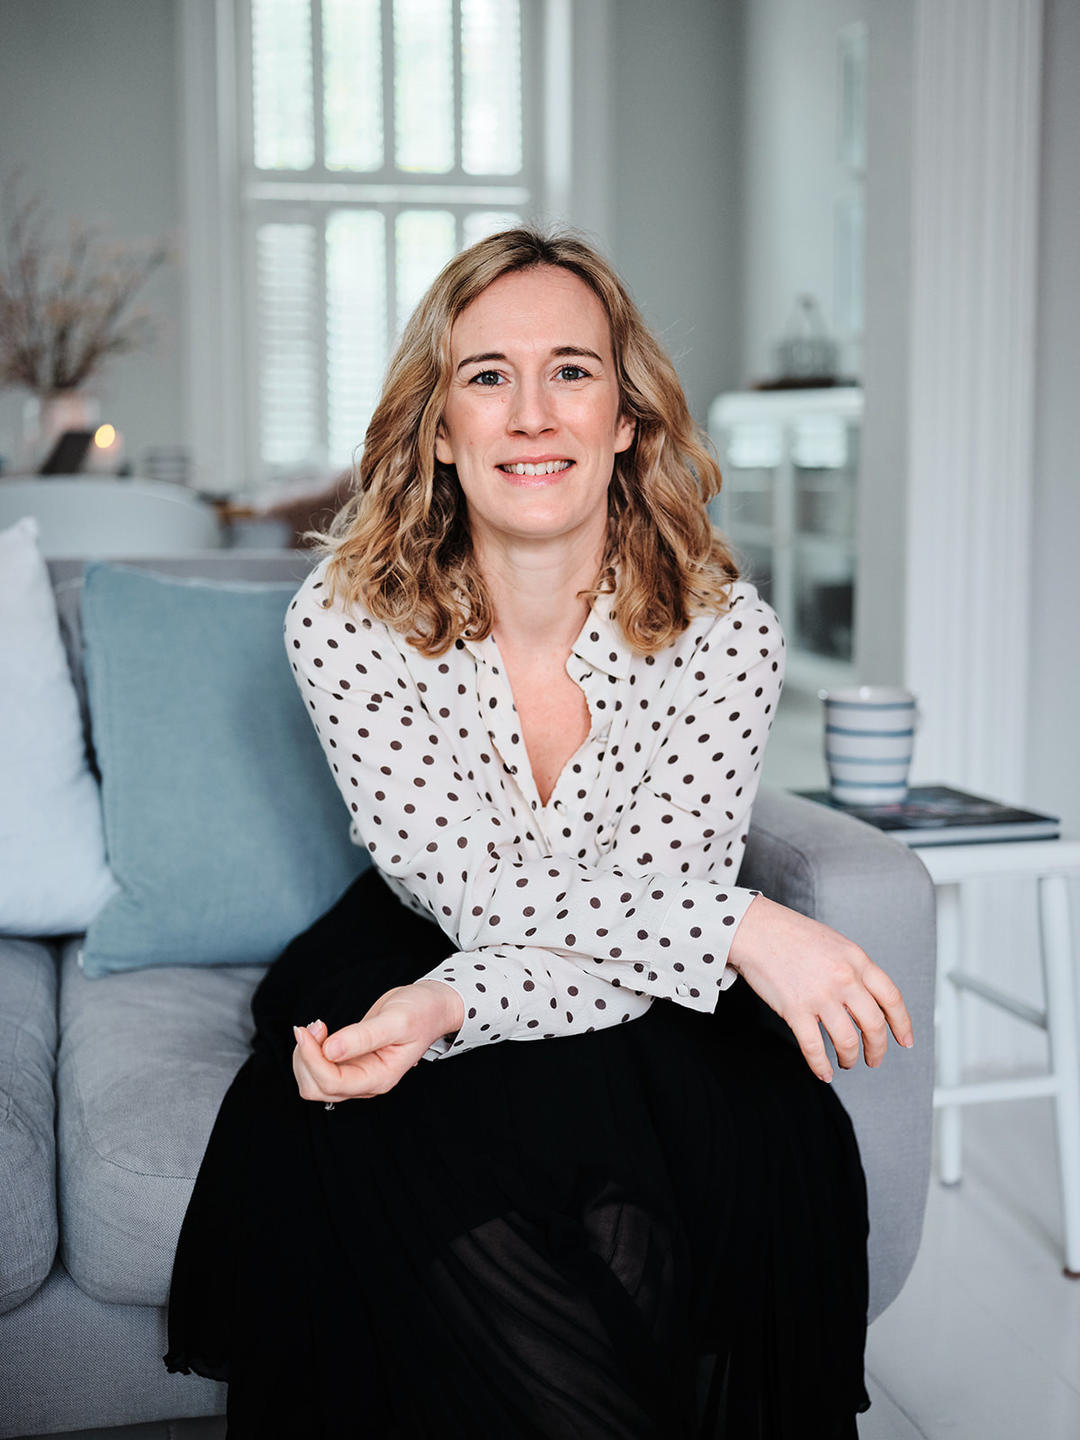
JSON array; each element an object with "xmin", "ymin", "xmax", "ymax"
[{"xmin": 918, "ymin": 839, "xmax": 1080, "ymax": 1276}]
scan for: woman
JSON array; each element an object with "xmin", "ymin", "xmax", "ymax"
[{"xmin": 166, "ymin": 228, "xmax": 912, "ymax": 1438}]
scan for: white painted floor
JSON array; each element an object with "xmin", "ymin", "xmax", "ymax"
[{"xmin": 862, "ymin": 1099, "xmax": 1080, "ymax": 1439}]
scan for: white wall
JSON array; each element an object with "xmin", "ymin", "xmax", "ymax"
[
  {"xmin": 0, "ymin": 0, "xmax": 185, "ymax": 475},
  {"xmin": 1028, "ymin": 0, "xmax": 1080, "ymax": 838},
  {"xmin": 737, "ymin": 0, "xmax": 867, "ymax": 386},
  {"xmin": 855, "ymin": 0, "xmax": 912, "ymax": 686},
  {"xmin": 609, "ymin": 0, "xmax": 743, "ymax": 423}
]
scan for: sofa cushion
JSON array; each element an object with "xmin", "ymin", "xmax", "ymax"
[
  {"xmin": 0, "ymin": 517, "xmax": 117, "ymax": 935},
  {"xmin": 0, "ymin": 935, "xmax": 59, "ymax": 1314},
  {"xmin": 57, "ymin": 937, "xmax": 263, "ymax": 1306},
  {"xmin": 79, "ymin": 562, "xmax": 370, "ymax": 975}
]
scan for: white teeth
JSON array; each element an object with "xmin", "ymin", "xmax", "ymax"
[{"xmin": 502, "ymin": 460, "xmax": 571, "ymax": 476}]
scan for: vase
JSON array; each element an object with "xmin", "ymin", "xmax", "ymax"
[{"xmin": 20, "ymin": 389, "xmax": 101, "ymax": 471}]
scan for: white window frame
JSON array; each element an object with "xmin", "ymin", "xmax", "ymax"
[{"xmin": 176, "ymin": 0, "xmax": 612, "ymax": 497}]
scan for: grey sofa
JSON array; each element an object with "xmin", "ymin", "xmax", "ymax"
[{"xmin": 0, "ymin": 550, "xmax": 937, "ymax": 1439}]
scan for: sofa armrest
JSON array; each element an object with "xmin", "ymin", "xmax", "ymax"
[
  {"xmin": 741, "ymin": 786, "xmax": 937, "ymax": 1320},
  {"xmin": 0, "ymin": 936, "xmax": 59, "ymax": 1314}
]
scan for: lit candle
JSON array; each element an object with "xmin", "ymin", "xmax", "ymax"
[{"xmin": 85, "ymin": 423, "xmax": 126, "ymax": 473}]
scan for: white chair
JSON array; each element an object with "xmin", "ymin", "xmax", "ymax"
[
  {"xmin": 925, "ymin": 838, "xmax": 1080, "ymax": 1276},
  {"xmin": 0, "ymin": 477, "xmax": 225, "ymax": 556}
]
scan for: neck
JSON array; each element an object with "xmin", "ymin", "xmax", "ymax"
[{"xmin": 475, "ymin": 527, "xmax": 606, "ymax": 659}]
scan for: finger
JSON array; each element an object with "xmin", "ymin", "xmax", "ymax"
[
  {"xmin": 292, "ymin": 1024, "xmax": 345, "ymax": 1097},
  {"xmin": 323, "ymin": 1012, "xmax": 408, "ymax": 1063},
  {"xmin": 842, "ymin": 992, "xmax": 891, "ymax": 1068},
  {"xmin": 862, "ymin": 964, "xmax": 915, "ymax": 1048},
  {"xmin": 790, "ymin": 1016, "xmax": 834, "ymax": 1083},
  {"xmin": 819, "ymin": 1005, "xmax": 861, "ymax": 1070}
]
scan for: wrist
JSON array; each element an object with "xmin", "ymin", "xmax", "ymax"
[
  {"xmin": 724, "ymin": 892, "xmax": 770, "ymax": 977},
  {"xmin": 414, "ymin": 979, "xmax": 466, "ymax": 1037}
]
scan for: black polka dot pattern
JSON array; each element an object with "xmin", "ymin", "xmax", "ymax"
[{"xmin": 284, "ymin": 558, "xmax": 785, "ymax": 1060}]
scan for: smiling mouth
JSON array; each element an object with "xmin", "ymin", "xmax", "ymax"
[{"xmin": 497, "ymin": 460, "xmax": 573, "ymax": 477}]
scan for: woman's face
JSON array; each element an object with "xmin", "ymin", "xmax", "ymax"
[{"xmin": 435, "ymin": 265, "xmax": 635, "ymax": 554}]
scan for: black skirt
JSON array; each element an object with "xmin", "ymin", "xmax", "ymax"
[{"xmin": 166, "ymin": 869, "xmax": 870, "ymax": 1439}]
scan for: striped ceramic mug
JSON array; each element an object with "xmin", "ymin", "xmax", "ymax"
[{"xmin": 819, "ymin": 686, "xmax": 919, "ymax": 806}]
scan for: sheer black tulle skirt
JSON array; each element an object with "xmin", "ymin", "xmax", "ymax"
[{"xmin": 166, "ymin": 869, "xmax": 870, "ymax": 1438}]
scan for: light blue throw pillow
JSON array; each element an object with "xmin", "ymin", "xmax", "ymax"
[
  {"xmin": 0, "ymin": 518, "xmax": 117, "ymax": 935},
  {"xmin": 80, "ymin": 564, "xmax": 370, "ymax": 976}
]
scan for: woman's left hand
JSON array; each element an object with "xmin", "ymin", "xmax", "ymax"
[
  {"xmin": 291, "ymin": 980, "xmax": 465, "ymax": 1103},
  {"xmin": 726, "ymin": 894, "xmax": 913, "ymax": 1083}
]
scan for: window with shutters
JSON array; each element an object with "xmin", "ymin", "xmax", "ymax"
[{"xmin": 240, "ymin": 0, "xmax": 538, "ymax": 478}]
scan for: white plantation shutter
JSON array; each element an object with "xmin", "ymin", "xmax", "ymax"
[
  {"xmin": 325, "ymin": 210, "xmax": 387, "ymax": 464},
  {"xmin": 461, "ymin": 0, "xmax": 522, "ymax": 175},
  {"xmin": 252, "ymin": 0, "xmax": 315, "ymax": 170},
  {"xmin": 243, "ymin": 0, "xmax": 534, "ymax": 477},
  {"xmin": 255, "ymin": 223, "xmax": 320, "ymax": 465},
  {"xmin": 323, "ymin": 0, "xmax": 383, "ymax": 172},
  {"xmin": 395, "ymin": 210, "xmax": 457, "ymax": 332},
  {"xmin": 394, "ymin": 0, "xmax": 455, "ymax": 174}
]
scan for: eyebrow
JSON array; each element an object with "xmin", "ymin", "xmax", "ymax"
[{"xmin": 455, "ymin": 345, "xmax": 605, "ymax": 372}]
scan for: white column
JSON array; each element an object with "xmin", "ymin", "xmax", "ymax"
[
  {"xmin": 904, "ymin": 0, "xmax": 1043, "ymax": 800},
  {"xmin": 176, "ymin": 0, "xmax": 248, "ymax": 495}
]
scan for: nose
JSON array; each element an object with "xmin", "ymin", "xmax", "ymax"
[{"xmin": 507, "ymin": 375, "xmax": 555, "ymax": 436}]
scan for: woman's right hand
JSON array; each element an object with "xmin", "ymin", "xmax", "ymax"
[
  {"xmin": 726, "ymin": 894, "xmax": 913, "ymax": 1082},
  {"xmin": 291, "ymin": 980, "xmax": 465, "ymax": 1103}
]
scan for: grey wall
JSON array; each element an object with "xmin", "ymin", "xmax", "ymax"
[
  {"xmin": 609, "ymin": 0, "xmax": 743, "ymax": 424},
  {"xmin": 0, "ymin": 0, "xmax": 185, "ymax": 474},
  {"xmin": 855, "ymin": 0, "xmax": 913, "ymax": 685},
  {"xmin": 1028, "ymin": 0, "xmax": 1080, "ymax": 836},
  {"xmin": 737, "ymin": 0, "xmax": 867, "ymax": 386}
]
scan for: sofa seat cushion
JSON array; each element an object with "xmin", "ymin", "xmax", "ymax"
[
  {"xmin": 0, "ymin": 936, "xmax": 59, "ymax": 1314},
  {"xmin": 57, "ymin": 938, "xmax": 264, "ymax": 1306}
]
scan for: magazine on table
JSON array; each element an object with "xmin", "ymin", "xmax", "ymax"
[{"xmin": 795, "ymin": 784, "xmax": 1060, "ymax": 846}]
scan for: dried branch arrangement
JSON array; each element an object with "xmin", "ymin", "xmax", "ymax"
[{"xmin": 0, "ymin": 175, "xmax": 171, "ymax": 395}]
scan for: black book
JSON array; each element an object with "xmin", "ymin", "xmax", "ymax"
[{"xmin": 795, "ymin": 784, "xmax": 1060, "ymax": 846}]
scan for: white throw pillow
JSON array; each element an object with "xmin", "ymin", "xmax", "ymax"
[{"xmin": 0, "ymin": 517, "xmax": 117, "ymax": 935}]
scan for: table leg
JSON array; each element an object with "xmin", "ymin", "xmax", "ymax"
[
  {"xmin": 1039, "ymin": 874, "xmax": 1080, "ymax": 1276},
  {"xmin": 936, "ymin": 882, "xmax": 964, "ymax": 1184}
]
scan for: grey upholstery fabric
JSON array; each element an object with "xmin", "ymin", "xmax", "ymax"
[
  {"xmin": 0, "ymin": 1264, "xmax": 223, "ymax": 1439},
  {"xmin": 742, "ymin": 787, "xmax": 937, "ymax": 1320},
  {"xmin": 57, "ymin": 939, "xmax": 264, "ymax": 1305},
  {"xmin": 0, "ymin": 938, "xmax": 58, "ymax": 1315}
]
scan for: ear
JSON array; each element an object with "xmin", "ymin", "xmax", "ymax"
[
  {"xmin": 614, "ymin": 413, "xmax": 636, "ymax": 455},
  {"xmin": 434, "ymin": 421, "xmax": 454, "ymax": 466}
]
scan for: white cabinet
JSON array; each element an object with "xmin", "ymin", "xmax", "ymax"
[{"xmin": 707, "ymin": 387, "xmax": 861, "ymax": 694}]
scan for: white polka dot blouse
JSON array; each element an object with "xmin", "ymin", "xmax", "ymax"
[{"xmin": 285, "ymin": 557, "xmax": 785, "ymax": 1061}]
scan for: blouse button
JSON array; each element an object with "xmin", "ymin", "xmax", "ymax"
[{"xmin": 675, "ymin": 983, "xmax": 690, "ymax": 998}]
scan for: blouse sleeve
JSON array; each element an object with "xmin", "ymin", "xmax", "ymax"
[{"xmin": 284, "ymin": 576, "xmax": 784, "ymax": 1061}]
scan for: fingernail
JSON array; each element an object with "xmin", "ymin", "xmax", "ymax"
[
  {"xmin": 305, "ymin": 1019, "xmax": 322, "ymax": 1034},
  {"xmin": 324, "ymin": 1040, "xmax": 341, "ymax": 1061},
  {"xmin": 292, "ymin": 1025, "xmax": 304, "ymax": 1043},
  {"xmin": 903, "ymin": 1034, "xmax": 915, "ymax": 1048},
  {"xmin": 822, "ymin": 1069, "xmax": 834, "ymax": 1083}
]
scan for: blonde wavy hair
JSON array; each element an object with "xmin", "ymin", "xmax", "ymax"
[{"xmin": 315, "ymin": 226, "xmax": 738, "ymax": 656}]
